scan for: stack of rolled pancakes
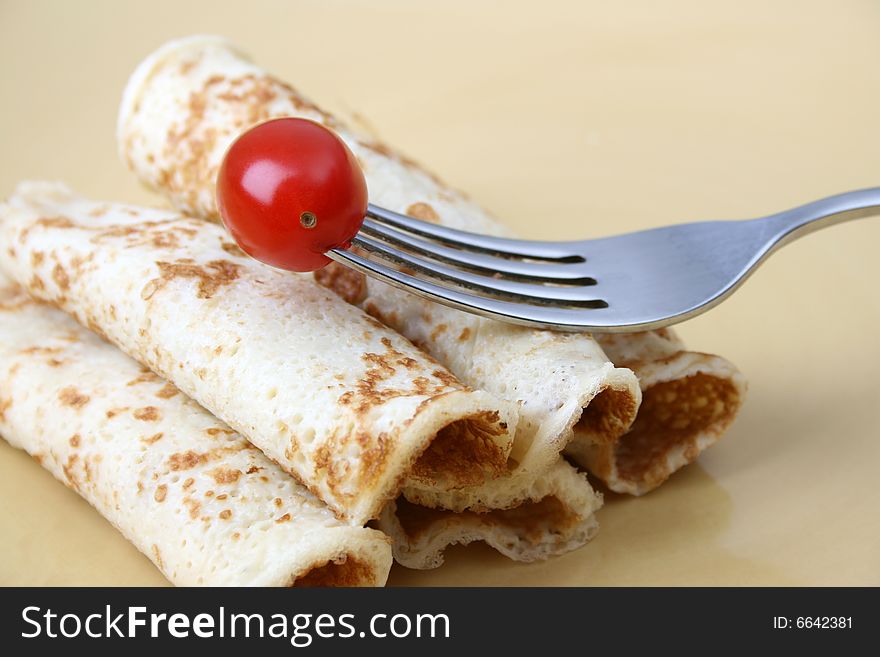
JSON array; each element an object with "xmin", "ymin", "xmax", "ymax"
[{"xmin": 0, "ymin": 36, "xmax": 746, "ymax": 585}]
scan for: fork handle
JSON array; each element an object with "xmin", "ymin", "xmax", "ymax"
[{"xmin": 762, "ymin": 187, "xmax": 880, "ymax": 246}]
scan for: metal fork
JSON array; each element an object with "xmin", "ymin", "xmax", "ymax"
[{"xmin": 327, "ymin": 188, "xmax": 880, "ymax": 332}]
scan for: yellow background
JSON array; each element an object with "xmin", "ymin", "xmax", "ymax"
[{"xmin": 1, "ymin": 0, "xmax": 878, "ymax": 585}]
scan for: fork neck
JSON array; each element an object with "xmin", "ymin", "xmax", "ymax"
[{"xmin": 760, "ymin": 186, "xmax": 880, "ymax": 246}]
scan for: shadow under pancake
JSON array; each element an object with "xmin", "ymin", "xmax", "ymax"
[{"xmin": 699, "ymin": 378, "xmax": 850, "ymax": 480}]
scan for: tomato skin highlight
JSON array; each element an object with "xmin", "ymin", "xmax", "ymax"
[{"xmin": 216, "ymin": 118, "xmax": 368, "ymax": 272}]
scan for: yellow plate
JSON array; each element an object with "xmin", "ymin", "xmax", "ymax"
[{"xmin": 1, "ymin": 0, "xmax": 878, "ymax": 586}]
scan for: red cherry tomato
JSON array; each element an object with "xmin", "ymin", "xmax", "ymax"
[{"xmin": 216, "ymin": 118, "xmax": 368, "ymax": 272}]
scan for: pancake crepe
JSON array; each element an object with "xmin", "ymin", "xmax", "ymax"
[
  {"xmin": 117, "ymin": 35, "xmax": 641, "ymax": 511},
  {"xmin": 117, "ymin": 35, "xmax": 746, "ymax": 498},
  {"xmin": 570, "ymin": 330, "xmax": 746, "ymax": 494},
  {"xmin": 0, "ymin": 182, "xmax": 516, "ymax": 526},
  {"xmin": 377, "ymin": 459, "xmax": 601, "ymax": 569},
  {"xmin": 0, "ymin": 273, "xmax": 392, "ymax": 586}
]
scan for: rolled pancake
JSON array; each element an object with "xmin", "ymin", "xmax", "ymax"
[
  {"xmin": 0, "ymin": 274, "xmax": 392, "ymax": 586},
  {"xmin": 377, "ymin": 459, "xmax": 601, "ymax": 569},
  {"xmin": 117, "ymin": 36, "xmax": 745, "ymax": 497},
  {"xmin": 117, "ymin": 35, "xmax": 641, "ymax": 509},
  {"xmin": 575, "ymin": 330, "xmax": 747, "ymax": 494},
  {"xmin": 0, "ymin": 182, "xmax": 516, "ymax": 525}
]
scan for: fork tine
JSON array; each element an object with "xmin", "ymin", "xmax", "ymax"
[
  {"xmin": 366, "ymin": 204, "xmax": 580, "ymax": 260},
  {"xmin": 361, "ymin": 218, "xmax": 593, "ymax": 283},
  {"xmin": 328, "ymin": 247, "xmax": 610, "ymax": 331},
  {"xmin": 351, "ymin": 234, "xmax": 605, "ymax": 306}
]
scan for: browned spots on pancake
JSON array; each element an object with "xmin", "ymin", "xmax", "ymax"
[
  {"xmin": 406, "ymin": 202, "xmax": 441, "ymax": 224},
  {"xmin": 70, "ymin": 253, "xmax": 94, "ymax": 272},
  {"xmin": 168, "ymin": 444, "xmax": 253, "ymax": 473},
  {"xmin": 106, "ymin": 407, "xmax": 128, "ymax": 418},
  {"xmin": 291, "ymin": 556, "xmax": 375, "ymax": 587},
  {"xmin": 19, "ymin": 345, "xmax": 63, "ymax": 356},
  {"xmin": 457, "ymin": 327, "xmax": 472, "ymax": 342},
  {"xmin": 313, "ymin": 261, "xmax": 367, "ymax": 304},
  {"xmin": 0, "ymin": 284, "xmax": 39, "ymax": 312},
  {"xmin": 142, "ymin": 432, "xmax": 164, "ymax": 445},
  {"xmin": 232, "ymin": 532, "xmax": 241, "ymax": 540},
  {"xmin": 362, "ymin": 314, "xmax": 389, "ymax": 332},
  {"xmin": 62, "ymin": 453, "xmax": 79, "ymax": 489},
  {"xmin": 151, "ymin": 544, "xmax": 164, "ymax": 570},
  {"xmin": 337, "ymin": 337, "xmax": 462, "ymax": 415},
  {"xmin": 221, "ymin": 242, "xmax": 245, "ymax": 257},
  {"xmin": 576, "ymin": 386, "xmax": 638, "ymax": 445},
  {"xmin": 127, "ymin": 369, "xmax": 162, "ymax": 386},
  {"xmin": 312, "ymin": 433, "xmax": 360, "ymax": 502},
  {"xmin": 209, "ymin": 467, "xmax": 242, "ymax": 485},
  {"xmin": 159, "ymin": 81, "xmax": 225, "ymax": 218},
  {"xmin": 0, "ymin": 398, "xmax": 11, "ymax": 422},
  {"xmin": 275, "ymin": 513, "xmax": 291, "ymax": 523},
  {"xmin": 144, "ymin": 259, "xmax": 242, "ymax": 300},
  {"xmin": 18, "ymin": 217, "xmax": 76, "ymax": 248},
  {"xmin": 613, "ymin": 371, "xmax": 742, "ymax": 488},
  {"xmin": 168, "ymin": 450, "xmax": 206, "ymax": 471},
  {"xmin": 431, "ymin": 368, "xmax": 461, "ymax": 389},
  {"xmin": 246, "ymin": 465, "xmax": 261, "ymax": 475},
  {"xmin": 184, "ymin": 498, "xmax": 201, "ymax": 519},
  {"xmin": 82, "ymin": 459, "xmax": 93, "ymax": 484},
  {"xmin": 150, "ymin": 231, "xmax": 180, "ymax": 249},
  {"xmin": 133, "ymin": 406, "xmax": 161, "ymax": 421},
  {"xmin": 29, "ymin": 274, "xmax": 45, "ymax": 292},
  {"xmin": 220, "ymin": 75, "xmax": 330, "ymax": 126},
  {"xmin": 154, "ymin": 484, "xmax": 168, "ymax": 502},
  {"xmin": 6, "ymin": 246, "xmax": 15, "ymax": 258},
  {"xmin": 182, "ymin": 477, "xmax": 195, "ymax": 490},
  {"xmin": 51, "ymin": 263, "xmax": 70, "ymax": 291},
  {"xmin": 86, "ymin": 317, "xmax": 108, "ymax": 340},
  {"xmin": 274, "ymin": 497, "xmax": 283, "ymax": 508},
  {"xmin": 95, "ymin": 218, "xmax": 195, "ymax": 241},
  {"xmin": 430, "ymin": 324, "xmax": 448, "ymax": 341},
  {"xmin": 59, "ymin": 386, "xmax": 89, "ymax": 408},
  {"xmin": 155, "ymin": 70, "xmax": 348, "ymax": 221},
  {"xmin": 87, "ymin": 205, "xmax": 109, "ymax": 218},
  {"xmin": 31, "ymin": 251, "xmax": 45, "ymax": 267},
  {"xmin": 155, "ymin": 382, "xmax": 179, "ymax": 399},
  {"xmin": 395, "ymin": 495, "xmax": 580, "ymax": 545},
  {"xmin": 363, "ymin": 301, "xmax": 400, "ymax": 330},
  {"xmin": 218, "ymin": 509, "xmax": 233, "ymax": 520},
  {"xmin": 365, "ymin": 340, "xmax": 398, "ymax": 375},
  {"xmin": 69, "ymin": 434, "xmax": 80, "ymax": 448},
  {"xmin": 206, "ymin": 427, "xmax": 235, "ymax": 437},
  {"xmin": 408, "ymin": 410, "xmax": 509, "ymax": 487}
]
